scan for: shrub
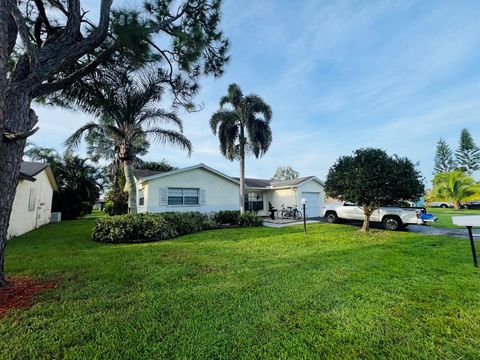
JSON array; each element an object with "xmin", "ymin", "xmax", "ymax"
[
  {"xmin": 238, "ymin": 212, "xmax": 262, "ymax": 227},
  {"xmin": 212, "ymin": 210, "xmax": 240, "ymax": 225},
  {"xmin": 92, "ymin": 211, "xmax": 262, "ymax": 244},
  {"xmin": 92, "ymin": 214, "xmax": 177, "ymax": 243},
  {"xmin": 104, "ymin": 190, "xmax": 128, "ymax": 216},
  {"xmin": 161, "ymin": 212, "xmax": 216, "ymax": 235}
]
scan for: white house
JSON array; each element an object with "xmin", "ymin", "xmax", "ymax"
[
  {"xmin": 7, "ymin": 162, "xmax": 58, "ymax": 238},
  {"xmin": 133, "ymin": 164, "xmax": 325, "ymax": 217}
]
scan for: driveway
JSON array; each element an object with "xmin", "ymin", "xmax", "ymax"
[{"xmin": 312, "ymin": 217, "xmax": 478, "ymax": 239}]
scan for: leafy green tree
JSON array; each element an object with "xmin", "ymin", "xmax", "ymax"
[
  {"xmin": 65, "ymin": 66, "xmax": 192, "ymax": 215},
  {"xmin": 427, "ymin": 170, "xmax": 480, "ymax": 209},
  {"xmin": 26, "ymin": 147, "xmax": 104, "ymax": 219},
  {"xmin": 272, "ymin": 166, "xmax": 299, "ymax": 181},
  {"xmin": 0, "ymin": 0, "xmax": 229, "ymax": 286},
  {"xmin": 210, "ymin": 84, "xmax": 273, "ymax": 213},
  {"xmin": 434, "ymin": 138, "xmax": 456, "ymax": 174},
  {"xmin": 137, "ymin": 160, "xmax": 177, "ymax": 173},
  {"xmin": 455, "ymin": 129, "xmax": 480, "ymax": 174},
  {"xmin": 324, "ymin": 148, "xmax": 424, "ymax": 232}
]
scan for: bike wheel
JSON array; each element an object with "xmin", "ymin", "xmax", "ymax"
[{"xmin": 295, "ymin": 211, "xmax": 302, "ymax": 220}]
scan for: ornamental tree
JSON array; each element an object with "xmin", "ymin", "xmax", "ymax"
[
  {"xmin": 0, "ymin": 0, "xmax": 229, "ymax": 286},
  {"xmin": 428, "ymin": 170, "xmax": 480, "ymax": 209},
  {"xmin": 455, "ymin": 129, "xmax": 480, "ymax": 174},
  {"xmin": 434, "ymin": 138, "xmax": 456, "ymax": 174},
  {"xmin": 271, "ymin": 166, "xmax": 299, "ymax": 181},
  {"xmin": 324, "ymin": 148, "xmax": 424, "ymax": 232}
]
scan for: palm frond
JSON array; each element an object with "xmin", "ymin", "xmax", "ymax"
[
  {"xmin": 209, "ymin": 110, "xmax": 238, "ymax": 134},
  {"xmin": 144, "ymin": 128, "xmax": 193, "ymax": 156},
  {"xmin": 138, "ymin": 108, "xmax": 184, "ymax": 132},
  {"xmin": 64, "ymin": 122, "xmax": 101, "ymax": 149}
]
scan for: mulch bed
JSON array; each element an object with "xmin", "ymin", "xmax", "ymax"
[{"xmin": 0, "ymin": 277, "xmax": 56, "ymax": 316}]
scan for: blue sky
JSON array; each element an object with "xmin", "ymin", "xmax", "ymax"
[{"xmin": 31, "ymin": 0, "xmax": 480, "ymax": 181}]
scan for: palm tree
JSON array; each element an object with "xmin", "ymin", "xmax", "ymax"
[
  {"xmin": 210, "ymin": 84, "xmax": 272, "ymax": 213},
  {"xmin": 428, "ymin": 170, "xmax": 480, "ymax": 209},
  {"xmin": 64, "ymin": 66, "xmax": 192, "ymax": 214}
]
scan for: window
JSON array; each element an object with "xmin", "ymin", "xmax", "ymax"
[
  {"xmin": 28, "ymin": 188, "xmax": 36, "ymax": 212},
  {"xmin": 168, "ymin": 188, "xmax": 199, "ymax": 205},
  {"xmin": 245, "ymin": 192, "xmax": 264, "ymax": 211},
  {"xmin": 138, "ymin": 189, "xmax": 145, "ymax": 206}
]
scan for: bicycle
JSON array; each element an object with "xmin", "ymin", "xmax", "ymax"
[{"xmin": 278, "ymin": 204, "xmax": 302, "ymax": 220}]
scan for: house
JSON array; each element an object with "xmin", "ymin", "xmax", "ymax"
[
  {"xmin": 7, "ymin": 162, "xmax": 58, "ymax": 238},
  {"xmin": 133, "ymin": 163, "xmax": 325, "ymax": 217}
]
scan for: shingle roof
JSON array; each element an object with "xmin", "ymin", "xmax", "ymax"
[
  {"xmin": 233, "ymin": 175, "xmax": 317, "ymax": 188},
  {"xmin": 19, "ymin": 162, "xmax": 49, "ymax": 181},
  {"xmin": 270, "ymin": 176, "xmax": 315, "ymax": 187},
  {"xmin": 133, "ymin": 169, "xmax": 164, "ymax": 179},
  {"xmin": 233, "ymin": 177, "xmax": 272, "ymax": 188}
]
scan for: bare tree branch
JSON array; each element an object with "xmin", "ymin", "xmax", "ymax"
[
  {"xmin": 34, "ymin": 47, "xmax": 114, "ymax": 96},
  {"xmin": 6, "ymin": 0, "xmax": 39, "ymax": 74}
]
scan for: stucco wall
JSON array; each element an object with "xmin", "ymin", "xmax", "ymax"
[
  {"xmin": 139, "ymin": 168, "xmax": 240, "ymax": 213},
  {"xmin": 7, "ymin": 170, "xmax": 54, "ymax": 238},
  {"xmin": 265, "ymin": 188, "xmax": 298, "ymax": 212}
]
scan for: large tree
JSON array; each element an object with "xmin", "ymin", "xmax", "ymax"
[
  {"xmin": 272, "ymin": 166, "xmax": 299, "ymax": 181},
  {"xmin": 65, "ymin": 66, "xmax": 192, "ymax": 214},
  {"xmin": 455, "ymin": 129, "xmax": 480, "ymax": 174},
  {"xmin": 324, "ymin": 148, "xmax": 424, "ymax": 232},
  {"xmin": 0, "ymin": 0, "xmax": 229, "ymax": 286},
  {"xmin": 427, "ymin": 170, "xmax": 480, "ymax": 210},
  {"xmin": 210, "ymin": 84, "xmax": 272, "ymax": 213},
  {"xmin": 434, "ymin": 138, "xmax": 456, "ymax": 174}
]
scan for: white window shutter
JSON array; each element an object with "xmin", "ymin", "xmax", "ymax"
[
  {"xmin": 160, "ymin": 187, "xmax": 168, "ymax": 205},
  {"xmin": 200, "ymin": 189, "xmax": 206, "ymax": 204}
]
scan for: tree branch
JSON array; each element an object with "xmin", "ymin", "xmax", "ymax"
[
  {"xmin": 65, "ymin": 0, "xmax": 81, "ymax": 38},
  {"xmin": 6, "ymin": 0, "xmax": 39, "ymax": 73},
  {"xmin": 33, "ymin": 47, "xmax": 114, "ymax": 97}
]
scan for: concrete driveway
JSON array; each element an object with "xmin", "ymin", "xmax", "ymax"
[{"xmin": 312, "ymin": 217, "xmax": 477, "ymax": 239}]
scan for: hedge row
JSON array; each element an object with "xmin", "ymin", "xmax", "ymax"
[{"xmin": 92, "ymin": 211, "xmax": 262, "ymax": 244}]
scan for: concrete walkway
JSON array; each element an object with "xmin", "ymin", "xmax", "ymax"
[{"xmin": 262, "ymin": 219, "xmax": 322, "ymax": 228}]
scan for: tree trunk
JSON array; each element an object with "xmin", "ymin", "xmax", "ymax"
[
  {"xmin": 361, "ymin": 206, "xmax": 373, "ymax": 232},
  {"xmin": 123, "ymin": 159, "xmax": 137, "ymax": 214},
  {"xmin": 0, "ymin": 91, "xmax": 34, "ymax": 287},
  {"xmin": 239, "ymin": 128, "xmax": 245, "ymax": 214}
]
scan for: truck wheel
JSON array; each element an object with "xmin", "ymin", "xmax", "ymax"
[
  {"xmin": 383, "ymin": 216, "xmax": 402, "ymax": 231},
  {"xmin": 325, "ymin": 212, "xmax": 339, "ymax": 224},
  {"xmin": 440, "ymin": 204, "xmax": 448, "ymax": 208}
]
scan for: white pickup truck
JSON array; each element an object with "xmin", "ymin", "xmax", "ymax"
[{"xmin": 322, "ymin": 202, "xmax": 437, "ymax": 230}]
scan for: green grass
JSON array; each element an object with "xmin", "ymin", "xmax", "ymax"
[
  {"xmin": 1, "ymin": 218, "xmax": 480, "ymax": 359},
  {"xmin": 427, "ymin": 207, "xmax": 480, "ymax": 229}
]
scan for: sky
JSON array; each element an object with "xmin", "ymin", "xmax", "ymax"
[{"xmin": 31, "ymin": 0, "xmax": 480, "ymax": 182}]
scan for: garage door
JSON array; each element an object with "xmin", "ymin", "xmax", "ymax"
[{"xmin": 302, "ymin": 192, "xmax": 321, "ymax": 218}]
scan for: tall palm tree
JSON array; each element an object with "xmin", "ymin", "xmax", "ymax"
[
  {"xmin": 428, "ymin": 170, "xmax": 480, "ymax": 209},
  {"xmin": 64, "ymin": 66, "xmax": 192, "ymax": 214},
  {"xmin": 210, "ymin": 84, "xmax": 272, "ymax": 213}
]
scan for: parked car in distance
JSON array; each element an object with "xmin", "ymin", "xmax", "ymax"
[
  {"xmin": 428, "ymin": 201, "xmax": 454, "ymax": 208},
  {"xmin": 462, "ymin": 201, "xmax": 480, "ymax": 209},
  {"xmin": 321, "ymin": 202, "xmax": 437, "ymax": 230}
]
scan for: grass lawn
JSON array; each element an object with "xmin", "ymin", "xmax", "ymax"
[
  {"xmin": 427, "ymin": 207, "xmax": 480, "ymax": 229},
  {"xmin": 1, "ymin": 217, "xmax": 480, "ymax": 359}
]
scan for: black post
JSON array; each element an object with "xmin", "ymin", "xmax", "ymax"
[
  {"xmin": 467, "ymin": 226, "xmax": 478, "ymax": 267},
  {"xmin": 303, "ymin": 203, "xmax": 307, "ymax": 235}
]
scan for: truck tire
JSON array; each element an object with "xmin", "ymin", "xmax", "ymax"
[
  {"xmin": 440, "ymin": 204, "xmax": 448, "ymax": 208},
  {"xmin": 382, "ymin": 216, "xmax": 402, "ymax": 231},
  {"xmin": 325, "ymin": 211, "xmax": 339, "ymax": 224}
]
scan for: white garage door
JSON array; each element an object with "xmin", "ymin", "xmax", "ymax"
[{"xmin": 302, "ymin": 192, "xmax": 321, "ymax": 218}]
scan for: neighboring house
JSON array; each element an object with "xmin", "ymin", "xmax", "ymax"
[
  {"xmin": 132, "ymin": 163, "xmax": 325, "ymax": 217},
  {"xmin": 7, "ymin": 162, "xmax": 58, "ymax": 238}
]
